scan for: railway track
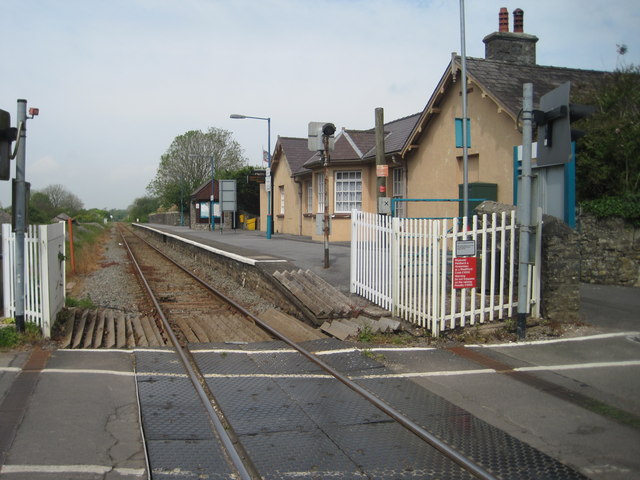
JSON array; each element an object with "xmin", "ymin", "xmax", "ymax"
[
  {"xmin": 113, "ymin": 225, "xmax": 504, "ymax": 479},
  {"xmin": 119, "ymin": 225, "xmax": 272, "ymax": 345},
  {"xmin": 108, "ymin": 224, "xmax": 586, "ymax": 480}
]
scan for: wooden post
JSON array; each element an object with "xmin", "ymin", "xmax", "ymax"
[
  {"xmin": 375, "ymin": 108, "xmax": 387, "ymax": 212},
  {"xmin": 67, "ymin": 218, "xmax": 76, "ymax": 274}
]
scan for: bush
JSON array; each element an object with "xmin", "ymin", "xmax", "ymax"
[
  {"xmin": 580, "ymin": 195, "xmax": 640, "ymax": 226},
  {"xmin": 0, "ymin": 326, "xmax": 19, "ymax": 347},
  {"xmin": 0, "ymin": 321, "xmax": 42, "ymax": 348}
]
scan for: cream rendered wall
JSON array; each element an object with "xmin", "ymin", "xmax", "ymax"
[
  {"xmin": 271, "ymin": 155, "xmax": 302, "ymax": 236},
  {"xmin": 259, "ymin": 185, "xmax": 267, "ymax": 232},
  {"xmin": 308, "ymin": 163, "xmax": 377, "ymax": 242},
  {"xmin": 406, "ymin": 79, "xmax": 520, "ymax": 219}
]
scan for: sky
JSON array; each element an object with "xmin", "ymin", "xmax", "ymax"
[{"xmin": 1, "ymin": 0, "xmax": 638, "ymax": 211}]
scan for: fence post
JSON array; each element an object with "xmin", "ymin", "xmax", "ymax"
[{"xmin": 39, "ymin": 224, "xmax": 51, "ymax": 337}]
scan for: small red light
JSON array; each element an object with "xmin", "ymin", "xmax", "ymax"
[{"xmin": 29, "ymin": 108, "xmax": 39, "ymax": 116}]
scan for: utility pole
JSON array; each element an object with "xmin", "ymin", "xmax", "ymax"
[
  {"xmin": 322, "ymin": 132, "xmax": 332, "ymax": 268},
  {"xmin": 14, "ymin": 99, "xmax": 28, "ymax": 333},
  {"xmin": 375, "ymin": 108, "xmax": 386, "ymax": 209},
  {"xmin": 517, "ymin": 83, "xmax": 534, "ymax": 340}
]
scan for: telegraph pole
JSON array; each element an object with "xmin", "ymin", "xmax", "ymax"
[
  {"xmin": 14, "ymin": 99, "xmax": 28, "ymax": 333},
  {"xmin": 375, "ymin": 107, "xmax": 386, "ymax": 208},
  {"xmin": 322, "ymin": 133, "xmax": 331, "ymax": 268}
]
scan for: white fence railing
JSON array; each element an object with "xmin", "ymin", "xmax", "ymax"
[
  {"xmin": 351, "ymin": 210, "xmax": 540, "ymax": 336},
  {"xmin": 2, "ymin": 222, "xmax": 66, "ymax": 337}
]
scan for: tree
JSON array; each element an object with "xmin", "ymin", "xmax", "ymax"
[
  {"xmin": 40, "ymin": 184, "xmax": 84, "ymax": 214},
  {"xmin": 575, "ymin": 63, "xmax": 640, "ymax": 201},
  {"xmin": 127, "ymin": 196, "xmax": 160, "ymax": 222},
  {"xmin": 147, "ymin": 128, "xmax": 247, "ymax": 211},
  {"xmin": 29, "ymin": 191, "xmax": 55, "ymax": 223}
]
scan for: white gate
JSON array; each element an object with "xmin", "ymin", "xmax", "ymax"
[
  {"xmin": 2, "ymin": 222, "xmax": 66, "ymax": 337},
  {"xmin": 351, "ymin": 210, "xmax": 540, "ymax": 336}
]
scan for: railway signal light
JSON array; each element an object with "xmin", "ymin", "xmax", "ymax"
[
  {"xmin": 0, "ymin": 108, "xmax": 18, "ymax": 181},
  {"xmin": 535, "ymin": 82, "xmax": 595, "ymax": 167},
  {"xmin": 308, "ymin": 122, "xmax": 336, "ymax": 151}
]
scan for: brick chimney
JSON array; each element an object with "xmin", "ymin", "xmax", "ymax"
[{"xmin": 483, "ymin": 8, "xmax": 538, "ymax": 64}]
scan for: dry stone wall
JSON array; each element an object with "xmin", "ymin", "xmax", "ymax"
[{"xmin": 578, "ymin": 213, "xmax": 640, "ymax": 287}]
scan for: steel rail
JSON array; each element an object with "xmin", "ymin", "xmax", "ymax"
[
  {"xmin": 129, "ymin": 225, "xmax": 498, "ymax": 480},
  {"xmin": 119, "ymin": 228, "xmax": 256, "ymax": 480}
]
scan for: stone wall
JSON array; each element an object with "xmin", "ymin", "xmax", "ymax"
[
  {"xmin": 476, "ymin": 202, "xmax": 580, "ymax": 322},
  {"xmin": 578, "ymin": 213, "xmax": 640, "ymax": 287},
  {"xmin": 148, "ymin": 212, "xmax": 187, "ymax": 226},
  {"xmin": 540, "ymin": 215, "xmax": 580, "ymax": 322},
  {"xmin": 476, "ymin": 202, "xmax": 640, "ymax": 323}
]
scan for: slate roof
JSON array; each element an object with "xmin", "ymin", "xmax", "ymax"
[
  {"xmin": 302, "ymin": 131, "xmax": 364, "ymax": 170},
  {"xmin": 464, "ymin": 56, "xmax": 608, "ymax": 117},
  {"xmin": 301, "ymin": 112, "xmax": 421, "ymax": 170},
  {"xmin": 402, "ymin": 55, "xmax": 608, "ymax": 157},
  {"xmin": 191, "ymin": 179, "xmax": 218, "ymax": 200},
  {"xmin": 273, "ymin": 136, "xmax": 314, "ymax": 176},
  {"xmin": 362, "ymin": 112, "xmax": 421, "ymax": 158}
]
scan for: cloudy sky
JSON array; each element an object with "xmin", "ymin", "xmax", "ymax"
[{"xmin": 1, "ymin": 0, "xmax": 638, "ymax": 210}]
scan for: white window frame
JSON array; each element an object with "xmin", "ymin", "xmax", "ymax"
[
  {"xmin": 316, "ymin": 173, "xmax": 325, "ymax": 213},
  {"xmin": 306, "ymin": 181, "xmax": 313, "ymax": 213},
  {"xmin": 392, "ymin": 167, "xmax": 406, "ymax": 218},
  {"xmin": 279, "ymin": 186, "xmax": 285, "ymax": 215},
  {"xmin": 334, "ymin": 170, "xmax": 362, "ymax": 213}
]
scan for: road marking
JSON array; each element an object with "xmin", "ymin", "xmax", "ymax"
[
  {"xmin": 36, "ymin": 368, "xmax": 190, "ymax": 378},
  {"xmin": 466, "ymin": 331, "xmax": 640, "ymax": 348},
  {"xmin": 0, "ymin": 464, "xmax": 145, "ymax": 476},
  {"xmin": 0, "ymin": 367, "xmax": 20, "ymax": 372},
  {"xmin": 516, "ymin": 360, "xmax": 640, "ymax": 372},
  {"xmin": 191, "ymin": 346, "xmax": 437, "ymax": 355},
  {"xmin": 198, "ymin": 360, "xmax": 640, "ymax": 380},
  {"xmin": 41, "ymin": 368, "xmax": 135, "ymax": 376}
]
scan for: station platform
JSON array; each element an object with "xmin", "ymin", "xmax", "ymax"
[{"xmin": 134, "ymin": 224, "xmax": 353, "ymax": 293}]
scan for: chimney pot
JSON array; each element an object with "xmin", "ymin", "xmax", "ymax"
[
  {"xmin": 513, "ymin": 8, "xmax": 524, "ymax": 33},
  {"xmin": 499, "ymin": 7, "xmax": 509, "ymax": 32}
]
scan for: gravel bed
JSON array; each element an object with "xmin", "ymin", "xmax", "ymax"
[
  {"xmin": 139, "ymin": 229, "xmax": 277, "ymax": 316},
  {"xmin": 75, "ymin": 226, "xmax": 277, "ymax": 317},
  {"xmin": 75, "ymin": 227, "xmax": 143, "ymax": 312}
]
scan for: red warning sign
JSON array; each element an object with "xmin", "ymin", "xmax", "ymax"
[{"xmin": 453, "ymin": 257, "xmax": 477, "ymax": 289}]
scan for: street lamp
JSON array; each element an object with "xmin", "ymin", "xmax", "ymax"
[{"xmin": 230, "ymin": 113, "xmax": 272, "ymax": 239}]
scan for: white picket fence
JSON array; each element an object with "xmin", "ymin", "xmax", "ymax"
[
  {"xmin": 351, "ymin": 210, "xmax": 540, "ymax": 336},
  {"xmin": 2, "ymin": 222, "xmax": 66, "ymax": 337}
]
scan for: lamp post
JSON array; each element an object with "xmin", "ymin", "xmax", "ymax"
[
  {"xmin": 210, "ymin": 155, "xmax": 214, "ymax": 231},
  {"xmin": 230, "ymin": 113, "xmax": 272, "ymax": 239}
]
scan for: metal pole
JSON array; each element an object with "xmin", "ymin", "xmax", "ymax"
[
  {"xmin": 460, "ymin": 0, "xmax": 469, "ymax": 219},
  {"xmin": 14, "ymin": 99, "xmax": 27, "ymax": 333},
  {"xmin": 323, "ymin": 135, "xmax": 330, "ymax": 268},
  {"xmin": 517, "ymin": 83, "xmax": 534, "ymax": 340},
  {"xmin": 210, "ymin": 156, "xmax": 214, "ymax": 231},
  {"xmin": 267, "ymin": 118, "xmax": 272, "ymax": 239}
]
